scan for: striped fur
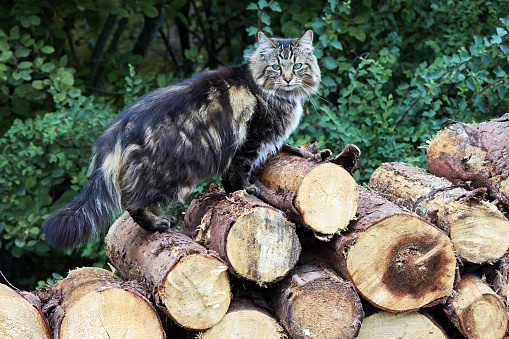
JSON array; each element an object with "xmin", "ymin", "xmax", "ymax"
[{"xmin": 44, "ymin": 31, "xmax": 321, "ymax": 250}]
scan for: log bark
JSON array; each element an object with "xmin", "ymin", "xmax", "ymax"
[
  {"xmin": 369, "ymin": 162, "xmax": 509, "ymax": 264},
  {"xmin": 0, "ymin": 284, "xmax": 51, "ymax": 339},
  {"xmin": 356, "ymin": 311, "xmax": 448, "ymax": 339},
  {"xmin": 494, "ymin": 255, "xmax": 509, "ymax": 308},
  {"xmin": 443, "ymin": 274, "xmax": 508, "ymax": 339},
  {"xmin": 201, "ymin": 298, "xmax": 287, "ymax": 339},
  {"xmin": 272, "ymin": 264, "xmax": 363, "ymax": 339},
  {"xmin": 105, "ymin": 212, "xmax": 231, "ymax": 330},
  {"xmin": 39, "ymin": 267, "xmax": 164, "ymax": 338},
  {"xmin": 255, "ymin": 151, "xmax": 358, "ymax": 237},
  {"xmin": 183, "ymin": 187, "xmax": 301, "ymax": 285},
  {"xmin": 426, "ymin": 114, "xmax": 509, "ymax": 210},
  {"xmin": 330, "ymin": 186, "xmax": 457, "ymax": 312}
]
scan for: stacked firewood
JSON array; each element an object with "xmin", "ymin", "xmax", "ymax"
[{"xmin": 2, "ymin": 114, "xmax": 509, "ymax": 339}]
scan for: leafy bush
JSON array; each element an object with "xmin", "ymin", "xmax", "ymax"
[
  {"xmin": 1, "ymin": 0, "xmax": 509, "ymax": 288},
  {"xmin": 247, "ymin": 0, "xmax": 509, "ymax": 181}
]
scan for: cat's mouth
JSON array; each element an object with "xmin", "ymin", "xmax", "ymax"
[{"xmin": 280, "ymin": 83, "xmax": 298, "ymax": 91}]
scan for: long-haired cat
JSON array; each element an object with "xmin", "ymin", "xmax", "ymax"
[{"xmin": 44, "ymin": 30, "xmax": 321, "ymax": 250}]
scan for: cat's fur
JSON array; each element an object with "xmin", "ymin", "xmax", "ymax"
[{"xmin": 44, "ymin": 30, "xmax": 321, "ymax": 250}]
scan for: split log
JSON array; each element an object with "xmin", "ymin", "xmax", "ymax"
[
  {"xmin": 272, "ymin": 264, "xmax": 363, "ymax": 339},
  {"xmin": 426, "ymin": 114, "xmax": 509, "ymax": 210},
  {"xmin": 443, "ymin": 274, "xmax": 508, "ymax": 339},
  {"xmin": 330, "ymin": 186, "xmax": 456, "ymax": 312},
  {"xmin": 201, "ymin": 299, "xmax": 287, "ymax": 339},
  {"xmin": 0, "ymin": 284, "xmax": 51, "ymax": 339},
  {"xmin": 105, "ymin": 212, "xmax": 231, "ymax": 330},
  {"xmin": 369, "ymin": 162, "xmax": 509, "ymax": 264},
  {"xmin": 255, "ymin": 150, "xmax": 358, "ymax": 238},
  {"xmin": 356, "ymin": 311, "xmax": 448, "ymax": 339},
  {"xmin": 183, "ymin": 187, "xmax": 301, "ymax": 285},
  {"xmin": 39, "ymin": 267, "xmax": 164, "ymax": 338}
]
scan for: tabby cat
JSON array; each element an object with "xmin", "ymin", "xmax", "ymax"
[{"xmin": 44, "ymin": 30, "xmax": 321, "ymax": 250}]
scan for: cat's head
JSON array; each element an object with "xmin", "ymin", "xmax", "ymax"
[{"xmin": 247, "ymin": 30, "xmax": 321, "ymax": 101}]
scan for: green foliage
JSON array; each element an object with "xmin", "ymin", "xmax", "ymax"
[
  {"xmin": 1, "ymin": 0, "xmax": 509, "ymax": 288},
  {"xmin": 0, "ymin": 84, "xmax": 115, "ymax": 256},
  {"xmin": 248, "ymin": 0, "xmax": 509, "ymax": 181}
]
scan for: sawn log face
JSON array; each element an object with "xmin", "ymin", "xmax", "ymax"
[{"xmin": 369, "ymin": 162, "xmax": 509, "ymax": 264}]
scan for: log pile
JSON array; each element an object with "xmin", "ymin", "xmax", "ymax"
[{"xmin": 7, "ymin": 115, "xmax": 509, "ymax": 338}]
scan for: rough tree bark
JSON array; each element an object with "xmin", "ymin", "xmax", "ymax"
[
  {"xmin": 330, "ymin": 186, "xmax": 457, "ymax": 312},
  {"xmin": 443, "ymin": 274, "xmax": 508, "ymax": 339},
  {"xmin": 39, "ymin": 267, "xmax": 164, "ymax": 338},
  {"xmin": 356, "ymin": 311, "xmax": 448, "ymax": 339},
  {"xmin": 132, "ymin": 6, "xmax": 166, "ymax": 59},
  {"xmin": 105, "ymin": 212, "xmax": 231, "ymax": 330},
  {"xmin": 201, "ymin": 299, "xmax": 287, "ymax": 339},
  {"xmin": 426, "ymin": 113, "xmax": 509, "ymax": 211},
  {"xmin": 493, "ymin": 255, "xmax": 509, "ymax": 309},
  {"xmin": 183, "ymin": 187, "xmax": 301, "ymax": 285},
  {"xmin": 0, "ymin": 284, "xmax": 51, "ymax": 339},
  {"xmin": 255, "ymin": 147, "xmax": 358, "ymax": 239},
  {"xmin": 271, "ymin": 263, "xmax": 363, "ymax": 339},
  {"xmin": 369, "ymin": 162, "xmax": 509, "ymax": 264}
]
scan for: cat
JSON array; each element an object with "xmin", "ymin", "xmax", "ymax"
[{"xmin": 43, "ymin": 30, "xmax": 321, "ymax": 250}]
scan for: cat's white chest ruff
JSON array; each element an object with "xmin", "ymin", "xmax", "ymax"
[{"xmin": 252, "ymin": 102, "xmax": 303, "ymax": 169}]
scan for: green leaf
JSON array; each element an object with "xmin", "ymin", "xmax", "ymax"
[
  {"xmin": 491, "ymin": 34, "xmax": 503, "ymax": 44},
  {"xmin": 329, "ymin": 40, "xmax": 343, "ymax": 50},
  {"xmin": 41, "ymin": 62, "xmax": 55, "ymax": 73},
  {"xmin": 497, "ymin": 85, "xmax": 507, "ymax": 100},
  {"xmin": 29, "ymin": 15, "xmax": 41, "ymax": 26},
  {"xmin": 142, "ymin": 5, "xmax": 159, "ymax": 18},
  {"xmin": 32, "ymin": 80, "xmax": 44, "ymax": 89},
  {"xmin": 41, "ymin": 46, "xmax": 55, "ymax": 54},
  {"xmin": 494, "ymin": 66, "xmax": 506, "ymax": 78},
  {"xmin": 497, "ymin": 27, "xmax": 508, "ymax": 38},
  {"xmin": 15, "ymin": 48, "xmax": 30, "ymax": 58},
  {"xmin": 268, "ymin": 1, "xmax": 281, "ymax": 12},
  {"xmin": 322, "ymin": 56, "xmax": 337, "ymax": 70},
  {"xmin": 0, "ymin": 39, "xmax": 9, "ymax": 52},
  {"xmin": 18, "ymin": 61, "xmax": 32, "ymax": 69},
  {"xmin": 246, "ymin": 3, "xmax": 259, "ymax": 10},
  {"xmin": 59, "ymin": 55, "xmax": 68, "ymax": 67},
  {"xmin": 257, "ymin": 0, "xmax": 268, "ymax": 8},
  {"xmin": 0, "ymin": 51, "xmax": 13, "ymax": 62},
  {"xmin": 481, "ymin": 54, "xmax": 492, "ymax": 68}
]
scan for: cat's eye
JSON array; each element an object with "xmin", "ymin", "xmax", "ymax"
[
  {"xmin": 293, "ymin": 63, "xmax": 302, "ymax": 69},
  {"xmin": 272, "ymin": 65, "xmax": 281, "ymax": 71}
]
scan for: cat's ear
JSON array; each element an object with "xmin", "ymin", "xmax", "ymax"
[
  {"xmin": 258, "ymin": 31, "xmax": 276, "ymax": 50},
  {"xmin": 297, "ymin": 30, "xmax": 314, "ymax": 48}
]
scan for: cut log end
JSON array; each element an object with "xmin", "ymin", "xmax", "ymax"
[
  {"xmin": 296, "ymin": 163, "xmax": 358, "ymax": 234},
  {"xmin": 286, "ymin": 272, "xmax": 363, "ymax": 338},
  {"xmin": 225, "ymin": 208, "xmax": 301, "ymax": 284},
  {"xmin": 451, "ymin": 207, "xmax": 509, "ymax": 264},
  {"xmin": 202, "ymin": 299, "xmax": 286, "ymax": 339},
  {"xmin": 159, "ymin": 253, "xmax": 231, "ymax": 330},
  {"xmin": 343, "ymin": 215, "xmax": 456, "ymax": 311},
  {"xmin": 357, "ymin": 311, "xmax": 448, "ymax": 339},
  {"xmin": 60, "ymin": 288, "xmax": 163, "ymax": 338},
  {"xmin": 369, "ymin": 162, "xmax": 509, "ymax": 264},
  {"xmin": 460, "ymin": 294, "xmax": 507, "ymax": 339},
  {"xmin": 51, "ymin": 267, "xmax": 164, "ymax": 339},
  {"xmin": 446, "ymin": 274, "xmax": 508, "ymax": 339},
  {"xmin": 0, "ymin": 284, "xmax": 51, "ymax": 339}
]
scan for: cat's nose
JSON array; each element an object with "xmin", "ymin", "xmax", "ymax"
[{"xmin": 284, "ymin": 77, "xmax": 292, "ymax": 84}]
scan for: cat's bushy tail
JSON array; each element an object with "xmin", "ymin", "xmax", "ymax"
[{"xmin": 43, "ymin": 169, "xmax": 121, "ymax": 251}]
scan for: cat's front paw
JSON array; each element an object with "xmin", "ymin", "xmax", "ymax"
[{"xmin": 244, "ymin": 183, "xmax": 260, "ymax": 196}]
